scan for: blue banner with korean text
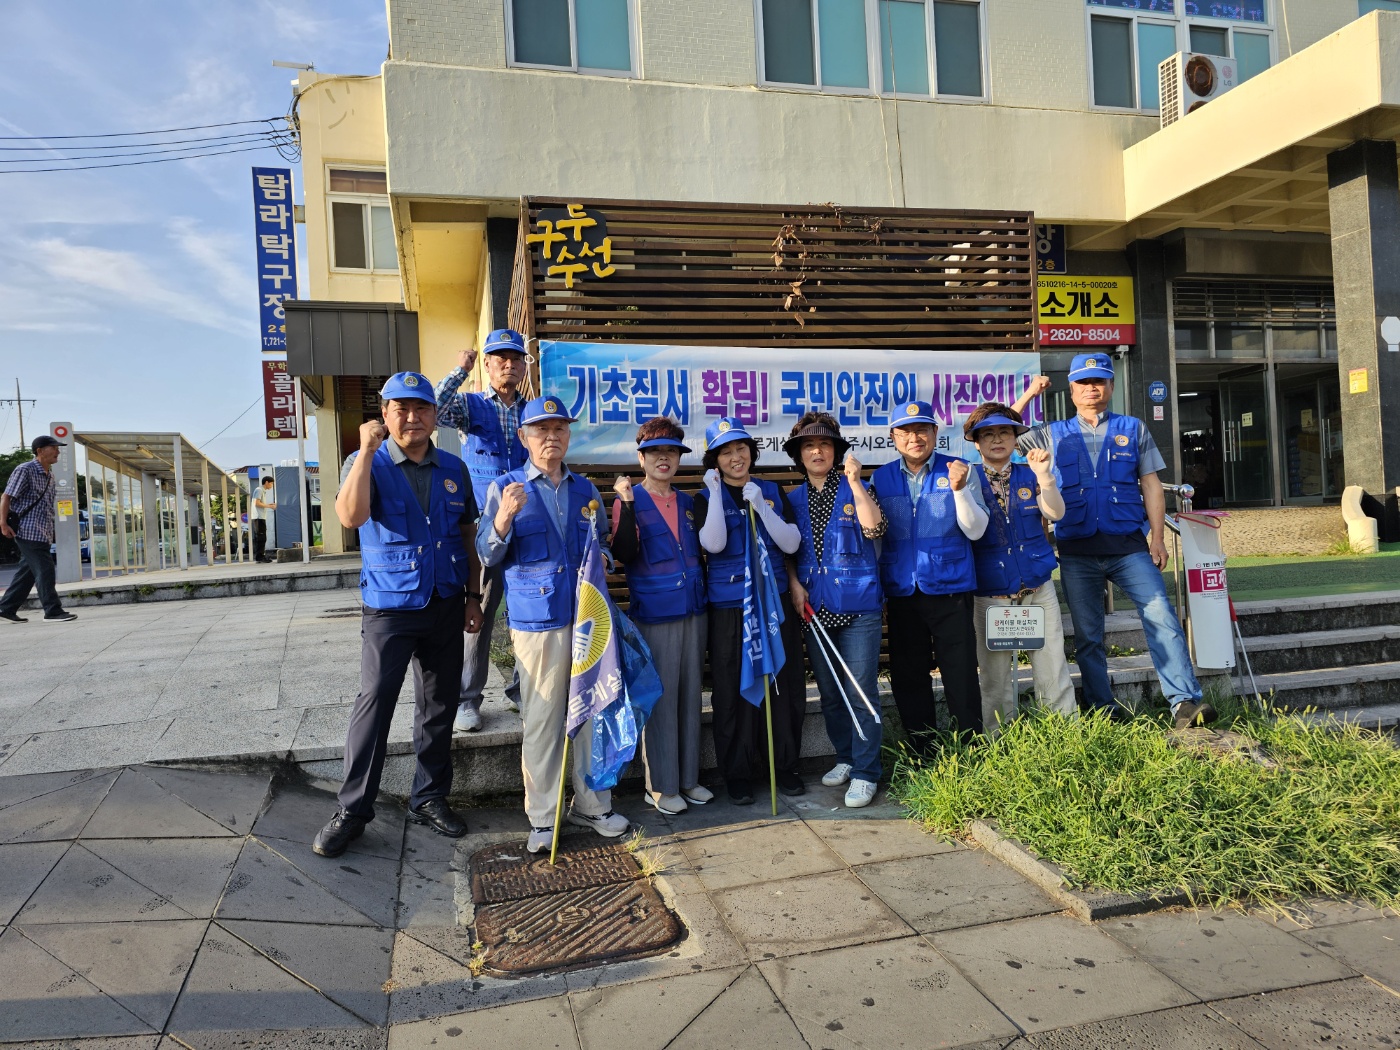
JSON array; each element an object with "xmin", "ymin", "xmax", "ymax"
[
  {"xmin": 251, "ymin": 168, "xmax": 298, "ymax": 352},
  {"xmin": 541, "ymin": 342, "xmax": 1043, "ymax": 465}
]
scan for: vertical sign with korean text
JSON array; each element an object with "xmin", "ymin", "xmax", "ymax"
[
  {"xmin": 1037, "ymin": 275, "xmax": 1135, "ymax": 346},
  {"xmin": 252, "ymin": 167, "xmax": 297, "ymax": 352},
  {"xmin": 263, "ymin": 361, "xmax": 299, "ymax": 439},
  {"xmin": 1035, "ymin": 224, "xmax": 1066, "ymax": 275}
]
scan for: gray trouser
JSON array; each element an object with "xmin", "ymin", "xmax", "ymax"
[
  {"xmin": 460, "ymin": 561, "xmax": 521, "ymax": 708},
  {"xmin": 636, "ymin": 612, "xmax": 707, "ymax": 797},
  {"xmin": 973, "ymin": 581, "xmax": 1078, "ymax": 735},
  {"xmin": 1, "ymin": 537, "xmax": 63, "ymax": 617}
]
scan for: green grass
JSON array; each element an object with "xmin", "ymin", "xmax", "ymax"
[{"xmin": 891, "ymin": 703, "xmax": 1400, "ymax": 910}]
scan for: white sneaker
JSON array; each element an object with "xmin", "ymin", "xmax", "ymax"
[
  {"xmin": 567, "ymin": 809, "xmax": 630, "ymax": 838},
  {"xmin": 453, "ymin": 703, "xmax": 482, "ymax": 733},
  {"xmin": 681, "ymin": 784, "xmax": 714, "ymax": 805},
  {"xmin": 822, "ymin": 763, "xmax": 853, "ymax": 787},
  {"xmin": 526, "ymin": 826, "xmax": 554, "ymax": 854},
  {"xmin": 845, "ymin": 780, "xmax": 878, "ymax": 808},
  {"xmin": 648, "ymin": 793, "xmax": 687, "ymax": 815}
]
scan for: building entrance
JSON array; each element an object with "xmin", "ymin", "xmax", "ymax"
[
  {"xmin": 1178, "ymin": 365, "xmax": 1272, "ymax": 508},
  {"xmin": 1277, "ymin": 366, "xmax": 1344, "ymax": 502}
]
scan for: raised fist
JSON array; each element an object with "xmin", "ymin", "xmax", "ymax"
[
  {"xmin": 612, "ymin": 475, "xmax": 634, "ymax": 502},
  {"xmin": 1027, "ymin": 375, "xmax": 1052, "ymax": 398},
  {"xmin": 456, "ymin": 347, "xmax": 478, "ymax": 373},
  {"xmin": 946, "ymin": 460, "xmax": 970, "ymax": 491},
  {"xmin": 843, "ymin": 454, "xmax": 863, "ymax": 485},
  {"xmin": 741, "ymin": 481, "xmax": 763, "ymax": 506},
  {"xmin": 1026, "ymin": 447, "xmax": 1053, "ymax": 475},
  {"xmin": 703, "ymin": 468, "xmax": 722, "ymax": 494},
  {"xmin": 359, "ymin": 420, "xmax": 387, "ymax": 454},
  {"xmin": 498, "ymin": 482, "xmax": 528, "ymax": 520}
]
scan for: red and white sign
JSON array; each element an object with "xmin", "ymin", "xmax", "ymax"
[
  {"xmin": 1187, "ymin": 566, "xmax": 1227, "ymax": 594},
  {"xmin": 262, "ymin": 360, "xmax": 299, "ymax": 440},
  {"xmin": 52, "ymin": 424, "xmax": 70, "ymax": 438}
]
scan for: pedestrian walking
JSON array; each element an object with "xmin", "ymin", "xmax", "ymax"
[
  {"xmin": 312, "ymin": 373, "xmax": 484, "ymax": 858},
  {"xmin": 963, "ymin": 403, "xmax": 1076, "ymax": 733},
  {"xmin": 870, "ymin": 401, "xmax": 988, "ymax": 750},
  {"xmin": 251, "ymin": 476, "xmax": 276, "ymax": 562},
  {"xmin": 782, "ymin": 413, "xmax": 886, "ymax": 807},
  {"xmin": 0, "ymin": 435, "xmax": 76, "ymax": 624},
  {"xmin": 609, "ymin": 417, "xmax": 712, "ymax": 816},
  {"xmin": 1013, "ymin": 357, "xmax": 1213, "ymax": 727},
  {"xmin": 435, "ymin": 328, "xmax": 530, "ymax": 732},
  {"xmin": 694, "ymin": 417, "xmax": 805, "ymax": 805},
  {"xmin": 476, "ymin": 395, "xmax": 631, "ymax": 853}
]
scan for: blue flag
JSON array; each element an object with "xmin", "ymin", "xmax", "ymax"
[
  {"xmin": 739, "ymin": 506, "xmax": 786, "ymax": 707},
  {"xmin": 567, "ymin": 522, "xmax": 624, "ymax": 739}
]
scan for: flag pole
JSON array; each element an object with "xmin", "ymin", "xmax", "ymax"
[{"xmin": 748, "ymin": 505, "xmax": 779, "ymax": 816}]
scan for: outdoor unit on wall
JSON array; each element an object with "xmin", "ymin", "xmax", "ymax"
[{"xmin": 1159, "ymin": 52, "xmax": 1239, "ymax": 128}]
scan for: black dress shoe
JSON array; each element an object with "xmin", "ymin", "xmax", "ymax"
[
  {"xmin": 776, "ymin": 771, "xmax": 805, "ymax": 796},
  {"xmin": 409, "ymin": 798, "xmax": 468, "ymax": 838},
  {"xmin": 727, "ymin": 778, "xmax": 754, "ymax": 806},
  {"xmin": 1173, "ymin": 700, "xmax": 1218, "ymax": 729},
  {"xmin": 312, "ymin": 809, "xmax": 367, "ymax": 857}
]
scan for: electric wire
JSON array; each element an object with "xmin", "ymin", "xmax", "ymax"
[
  {"xmin": 0, "ymin": 118, "xmax": 290, "ymax": 141},
  {"xmin": 0, "ymin": 128, "xmax": 288, "ymax": 152},
  {"xmin": 200, "ymin": 396, "xmax": 264, "ymax": 448},
  {"xmin": 0, "ymin": 141, "xmax": 299, "ymax": 174},
  {"xmin": 0, "ymin": 132, "xmax": 295, "ymax": 165}
]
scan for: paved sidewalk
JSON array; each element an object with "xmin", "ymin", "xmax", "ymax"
[{"xmin": 1, "ymin": 764, "xmax": 1397, "ymax": 1048}]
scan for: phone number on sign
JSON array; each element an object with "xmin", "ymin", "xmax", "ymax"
[{"xmin": 1041, "ymin": 327, "xmax": 1127, "ymax": 343}]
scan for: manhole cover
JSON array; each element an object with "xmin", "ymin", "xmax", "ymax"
[
  {"xmin": 474, "ymin": 879, "xmax": 681, "ymax": 975},
  {"xmin": 469, "ymin": 837, "xmax": 640, "ymax": 904}
]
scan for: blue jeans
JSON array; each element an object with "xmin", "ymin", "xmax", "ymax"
[
  {"xmin": 807, "ymin": 612, "xmax": 884, "ymax": 783},
  {"xmin": 1059, "ymin": 551, "xmax": 1202, "ymax": 711}
]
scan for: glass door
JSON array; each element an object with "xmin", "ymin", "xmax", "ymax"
[
  {"xmin": 1321, "ymin": 374, "xmax": 1344, "ymax": 499},
  {"xmin": 1279, "ymin": 369, "xmax": 1345, "ymax": 503},
  {"xmin": 1220, "ymin": 370, "xmax": 1272, "ymax": 504}
]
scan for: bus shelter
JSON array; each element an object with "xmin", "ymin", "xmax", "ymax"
[{"xmin": 70, "ymin": 431, "xmax": 245, "ymax": 580}]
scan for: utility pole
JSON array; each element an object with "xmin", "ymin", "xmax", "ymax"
[{"xmin": 0, "ymin": 381, "xmax": 36, "ymax": 450}]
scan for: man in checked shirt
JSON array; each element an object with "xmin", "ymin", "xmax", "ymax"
[
  {"xmin": 434, "ymin": 328, "xmax": 530, "ymax": 731},
  {"xmin": 1, "ymin": 436, "xmax": 77, "ymax": 623}
]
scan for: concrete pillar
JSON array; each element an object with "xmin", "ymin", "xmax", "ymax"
[
  {"xmin": 141, "ymin": 472, "xmax": 159, "ymax": 568},
  {"xmin": 221, "ymin": 473, "xmax": 232, "ymax": 566},
  {"xmin": 1126, "ymin": 239, "xmax": 1178, "ymax": 481},
  {"xmin": 200, "ymin": 460, "xmax": 213, "ymax": 568},
  {"xmin": 172, "ymin": 439, "xmax": 188, "ymax": 570},
  {"xmin": 1327, "ymin": 139, "xmax": 1400, "ymax": 496}
]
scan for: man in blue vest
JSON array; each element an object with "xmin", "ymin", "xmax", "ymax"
[
  {"xmin": 313, "ymin": 372, "xmax": 485, "ymax": 858},
  {"xmin": 435, "ymin": 329, "xmax": 530, "ymax": 732},
  {"xmin": 477, "ymin": 396, "xmax": 631, "ymax": 853},
  {"xmin": 871, "ymin": 401, "xmax": 989, "ymax": 749},
  {"xmin": 1015, "ymin": 356, "xmax": 1213, "ymax": 727}
]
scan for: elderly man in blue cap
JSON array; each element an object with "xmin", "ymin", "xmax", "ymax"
[
  {"xmin": 435, "ymin": 328, "xmax": 531, "ymax": 732},
  {"xmin": 313, "ymin": 372, "xmax": 485, "ymax": 858},
  {"xmin": 477, "ymin": 395, "xmax": 631, "ymax": 853},
  {"xmin": 1014, "ymin": 355, "xmax": 1212, "ymax": 728}
]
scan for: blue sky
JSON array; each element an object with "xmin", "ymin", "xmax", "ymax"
[{"xmin": 0, "ymin": 0, "xmax": 386, "ymax": 469}]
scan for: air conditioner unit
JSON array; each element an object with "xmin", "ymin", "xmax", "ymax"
[{"xmin": 1159, "ymin": 52, "xmax": 1239, "ymax": 128}]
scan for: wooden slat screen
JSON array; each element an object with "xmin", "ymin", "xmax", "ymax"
[{"xmin": 509, "ymin": 197, "xmax": 1036, "ymax": 351}]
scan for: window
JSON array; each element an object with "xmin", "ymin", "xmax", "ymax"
[
  {"xmin": 327, "ymin": 169, "xmax": 397, "ymax": 273},
  {"xmin": 1360, "ymin": 0, "xmax": 1400, "ymax": 12},
  {"xmin": 758, "ymin": 0, "xmax": 984, "ymax": 98},
  {"xmin": 1087, "ymin": 1, "xmax": 1272, "ymax": 110},
  {"xmin": 508, "ymin": 0, "xmax": 634, "ymax": 74}
]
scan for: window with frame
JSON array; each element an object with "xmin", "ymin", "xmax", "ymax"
[
  {"xmin": 1359, "ymin": 0, "xmax": 1400, "ymax": 14},
  {"xmin": 508, "ymin": 0, "xmax": 634, "ymax": 74},
  {"xmin": 759, "ymin": 0, "xmax": 985, "ymax": 98},
  {"xmin": 1087, "ymin": 0, "xmax": 1272, "ymax": 111},
  {"xmin": 328, "ymin": 169, "xmax": 397, "ymax": 273}
]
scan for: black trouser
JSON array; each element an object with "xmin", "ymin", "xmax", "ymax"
[
  {"xmin": 707, "ymin": 591, "xmax": 807, "ymax": 783},
  {"xmin": 887, "ymin": 590, "xmax": 983, "ymax": 748},
  {"xmin": 338, "ymin": 592, "xmax": 464, "ymax": 820},
  {"xmin": 0, "ymin": 537, "xmax": 63, "ymax": 618},
  {"xmin": 252, "ymin": 519, "xmax": 268, "ymax": 561}
]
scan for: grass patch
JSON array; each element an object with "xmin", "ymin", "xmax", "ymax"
[{"xmin": 891, "ymin": 706, "xmax": 1400, "ymax": 910}]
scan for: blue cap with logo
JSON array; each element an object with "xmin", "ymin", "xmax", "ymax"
[
  {"xmin": 1068, "ymin": 353, "xmax": 1115, "ymax": 382},
  {"xmin": 379, "ymin": 372, "xmax": 435, "ymax": 403},
  {"xmin": 892, "ymin": 401, "xmax": 938, "ymax": 427},
  {"xmin": 519, "ymin": 395, "xmax": 577, "ymax": 425},
  {"xmin": 704, "ymin": 417, "xmax": 752, "ymax": 451},
  {"xmin": 483, "ymin": 328, "xmax": 527, "ymax": 356}
]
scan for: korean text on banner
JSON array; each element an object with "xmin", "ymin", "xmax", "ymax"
[
  {"xmin": 263, "ymin": 361, "xmax": 299, "ymax": 439},
  {"xmin": 1037, "ymin": 275, "xmax": 1135, "ymax": 346},
  {"xmin": 252, "ymin": 167, "xmax": 298, "ymax": 353},
  {"xmin": 542, "ymin": 342, "xmax": 1042, "ymax": 465}
]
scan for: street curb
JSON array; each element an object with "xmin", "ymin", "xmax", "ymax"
[
  {"xmin": 27, "ymin": 565, "xmax": 359, "ymax": 609},
  {"xmin": 968, "ymin": 819, "xmax": 1193, "ymax": 921}
]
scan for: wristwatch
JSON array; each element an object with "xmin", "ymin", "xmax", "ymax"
[{"xmin": 467, "ymin": 592, "xmax": 484, "ymax": 601}]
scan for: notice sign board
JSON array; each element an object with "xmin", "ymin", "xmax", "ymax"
[
  {"xmin": 1037, "ymin": 275, "xmax": 1135, "ymax": 346},
  {"xmin": 984, "ymin": 606, "xmax": 1046, "ymax": 651},
  {"xmin": 251, "ymin": 167, "xmax": 298, "ymax": 352}
]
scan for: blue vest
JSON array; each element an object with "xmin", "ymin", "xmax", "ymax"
[
  {"xmin": 623, "ymin": 487, "xmax": 706, "ymax": 624},
  {"xmin": 790, "ymin": 477, "xmax": 883, "ymax": 616},
  {"xmin": 499, "ymin": 467, "xmax": 601, "ymax": 631},
  {"xmin": 1050, "ymin": 414, "xmax": 1145, "ymax": 540},
  {"xmin": 358, "ymin": 445, "xmax": 474, "ymax": 611},
  {"xmin": 462, "ymin": 392, "xmax": 528, "ymax": 507},
  {"xmin": 972, "ymin": 463, "xmax": 1059, "ymax": 597},
  {"xmin": 705, "ymin": 477, "xmax": 789, "ymax": 609},
  {"xmin": 870, "ymin": 454, "xmax": 978, "ymax": 597}
]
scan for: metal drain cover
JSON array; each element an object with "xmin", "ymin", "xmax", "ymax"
[
  {"xmin": 474, "ymin": 879, "xmax": 681, "ymax": 975},
  {"xmin": 469, "ymin": 837, "xmax": 641, "ymax": 904}
]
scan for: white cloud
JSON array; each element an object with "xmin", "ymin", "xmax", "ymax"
[{"xmin": 168, "ymin": 216, "xmax": 253, "ymax": 311}]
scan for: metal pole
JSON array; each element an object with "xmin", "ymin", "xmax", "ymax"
[
  {"xmin": 549, "ymin": 734, "xmax": 570, "ymax": 866},
  {"xmin": 200, "ymin": 459, "xmax": 213, "ymax": 568},
  {"xmin": 86, "ymin": 456, "xmax": 99, "ymax": 578},
  {"xmin": 221, "ymin": 473, "xmax": 232, "ymax": 567},
  {"xmin": 173, "ymin": 438, "xmax": 188, "ymax": 570},
  {"xmin": 15, "ymin": 379, "xmax": 23, "ymax": 449},
  {"xmin": 295, "ymin": 381, "xmax": 311, "ymax": 563},
  {"xmin": 115, "ymin": 466, "xmax": 127, "ymax": 574}
]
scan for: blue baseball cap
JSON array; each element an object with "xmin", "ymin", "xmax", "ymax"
[
  {"xmin": 969, "ymin": 413, "xmax": 1029, "ymax": 435},
  {"xmin": 519, "ymin": 395, "xmax": 577, "ymax": 425},
  {"xmin": 638, "ymin": 436, "xmax": 691, "ymax": 453},
  {"xmin": 379, "ymin": 371, "xmax": 435, "ymax": 403},
  {"xmin": 1068, "ymin": 353, "xmax": 1115, "ymax": 382},
  {"xmin": 892, "ymin": 401, "xmax": 938, "ymax": 427},
  {"xmin": 483, "ymin": 328, "xmax": 527, "ymax": 355},
  {"xmin": 704, "ymin": 417, "xmax": 752, "ymax": 451}
]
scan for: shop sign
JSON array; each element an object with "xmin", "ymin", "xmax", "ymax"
[
  {"xmin": 542, "ymin": 341, "xmax": 1041, "ymax": 464},
  {"xmin": 528, "ymin": 204, "xmax": 615, "ymax": 289},
  {"xmin": 263, "ymin": 360, "xmax": 299, "ymax": 439},
  {"xmin": 1035, "ymin": 224, "xmax": 1066, "ymax": 275},
  {"xmin": 251, "ymin": 168, "xmax": 298, "ymax": 352},
  {"xmin": 1037, "ymin": 275, "xmax": 1135, "ymax": 345}
]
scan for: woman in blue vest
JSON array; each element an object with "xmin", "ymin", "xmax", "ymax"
[
  {"xmin": 782, "ymin": 414, "xmax": 886, "ymax": 807},
  {"xmin": 694, "ymin": 417, "xmax": 804, "ymax": 805},
  {"xmin": 964, "ymin": 403, "xmax": 1077, "ymax": 734},
  {"xmin": 610, "ymin": 417, "xmax": 713, "ymax": 815}
]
